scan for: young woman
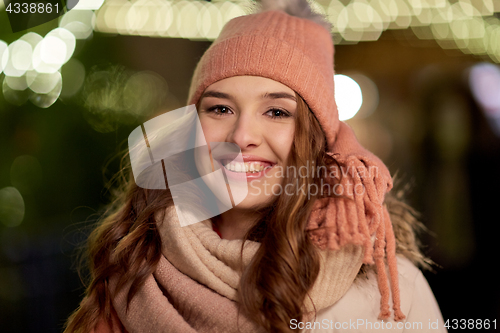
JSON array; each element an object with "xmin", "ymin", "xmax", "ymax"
[{"xmin": 65, "ymin": 1, "xmax": 446, "ymax": 332}]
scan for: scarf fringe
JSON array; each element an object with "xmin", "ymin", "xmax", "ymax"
[{"xmin": 307, "ymin": 152, "xmax": 406, "ymax": 322}]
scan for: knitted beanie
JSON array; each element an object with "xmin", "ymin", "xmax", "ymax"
[{"xmin": 187, "ymin": 0, "xmax": 405, "ymax": 322}]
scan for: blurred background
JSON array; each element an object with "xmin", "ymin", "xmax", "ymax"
[{"xmin": 1, "ymin": 0, "xmax": 500, "ymax": 331}]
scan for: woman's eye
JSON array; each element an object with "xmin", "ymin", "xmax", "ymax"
[
  {"xmin": 207, "ymin": 105, "xmax": 233, "ymax": 116},
  {"xmin": 266, "ymin": 108, "xmax": 290, "ymax": 119}
]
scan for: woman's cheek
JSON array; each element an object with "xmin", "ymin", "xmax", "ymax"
[
  {"xmin": 200, "ymin": 118, "xmax": 225, "ymax": 143},
  {"xmin": 265, "ymin": 125, "xmax": 295, "ymax": 158}
]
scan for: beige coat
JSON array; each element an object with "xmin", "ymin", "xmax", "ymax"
[{"xmin": 297, "ymin": 256, "xmax": 448, "ymax": 333}]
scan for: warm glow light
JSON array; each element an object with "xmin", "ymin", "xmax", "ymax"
[
  {"xmin": 328, "ymin": 0, "xmax": 345, "ymax": 32},
  {"xmin": 41, "ymin": 36, "xmax": 67, "ymax": 65},
  {"xmin": 4, "ymin": 75, "xmax": 28, "ymax": 91},
  {"xmin": 432, "ymin": 3, "xmax": 453, "ymax": 24},
  {"xmin": 469, "ymin": 62, "xmax": 500, "ymax": 136},
  {"xmin": 115, "ymin": 1, "xmax": 132, "ymax": 34},
  {"xmin": 393, "ymin": 0, "xmax": 411, "ymax": 29},
  {"xmin": 198, "ymin": 3, "xmax": 213, "ymax": 39},
  {"xmin": 29, "ymin": 77, "xmax": 63, "ymax": 108},
  {"xmin": 349, "ymin": 73, "xmax": 379, "ymax": 118},
  {"xmin": 33, "ymin": 28, "xmax": 75, "ymax": 73},
  {"xmin": 19, "ymin": 33, "xmax": 43, "ymax": 70},
  {"xmin": 431, "ymin": 22, "xmax": 451, "ymax": 40},
  {"xmin": 0, "ymin": 187, "xmax": 25, "ymax": 228},
  {"xmin": 47, "ymin": 28, "xmax": 76, "ymax": 63},
  {"xmin": 220, "ymin": 1, "xmax": 245, "ymax": 23},
  {"xmin": 0, "ymin": 40, "xmax": 8, "ymax": 74},
  {"xmin": 26, "ymin": 71, "xmax": 62, "ymax": 94},
  {"xmin": 177, "ymin": 1, "xmax": 200, "ymax": 38},
  {"xmin": 60, "ymin": 10, "xmax": 96, "ymax": 39},
  {"xmin": 88, "ymin": 0, "xmax": 500, "ymax": 64},
  {"xmin": 156, "ymin": 1, "xmax": 174, "ymax": 36},
  {"xmin": 4, "ymin": 41, "xmax": 32, "ymax": 77},
  {"xmin": 334, "ymin": 74, "xmax": 363, "ymax": 121},
  {"xmin": 126, "ymin": 1, "xmax": 149, "ymax": 34},
  {"xmin": 469, "ymin": 62, "xmax": 500, "ymax": 110},
  {"xmin": 103, "ymin": 1, "xmax": 120, "ymax": 31}
]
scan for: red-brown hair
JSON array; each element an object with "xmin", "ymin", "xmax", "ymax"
[
  {"xmin": 236, "ymin": 93, "xmax": 328, "ymax": 332},
  {"xmin": 64, "ymin": 93, "xmax": 430, "ymax": 333}
]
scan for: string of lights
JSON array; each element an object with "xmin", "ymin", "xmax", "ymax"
[
  {"xmin": 1, "ymin": 0, "xmax": 500, "ymax": 109},
  {"xmin": 94, "ymin": 0, "xmax": 500, "ymax": 62}
]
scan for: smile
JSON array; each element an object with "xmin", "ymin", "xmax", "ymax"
[{"xmin": 221, "ymin": 160, "xmax": 274, "ymax": 173}]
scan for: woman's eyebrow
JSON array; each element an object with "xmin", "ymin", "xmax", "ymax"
[
  {"xmin": 201, "ymin": 90, "xmax": 296, "ymax": 102},
  {"xmin": 201, "ymin": 90, "xmax": 232, "ymax": 100},
  {"xmin": 261, "ymin": 92, "xmax": 297, "ymax": 102}
]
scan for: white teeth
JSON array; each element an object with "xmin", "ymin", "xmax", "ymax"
[{"xmin": 222, "ymin": 160, "xmax": 270, "ymax": 173}]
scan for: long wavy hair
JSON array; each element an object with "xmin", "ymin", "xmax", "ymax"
[{"xmin": 64, "ymin": 93, "xmax": 431, "ymax": 333}]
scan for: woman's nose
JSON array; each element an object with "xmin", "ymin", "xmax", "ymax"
[{"xmin": 227, "ymin": 111, "xmax": 262, "ymax": 150}]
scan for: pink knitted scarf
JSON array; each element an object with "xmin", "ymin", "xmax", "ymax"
[
  {"xmin": 109, "ymin": 256, "xmax": 264, "ymax": 333},
  {"xmin": 109, "ymin": 207, "xmax": 366, "ymax": 332}
]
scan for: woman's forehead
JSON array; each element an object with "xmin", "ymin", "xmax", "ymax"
[{"xmin": 204, "ymin": 76, "xmax": 295, "ymax": 96}]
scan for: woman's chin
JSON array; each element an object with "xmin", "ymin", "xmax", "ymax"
[{"xmin": 232, "ymin": 192, "xmax": 276, "ymax": 210}]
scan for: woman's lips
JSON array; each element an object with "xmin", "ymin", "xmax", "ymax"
[{"xmin": 217, "ymin": 159, "xmax": 276, "ymax": 182}]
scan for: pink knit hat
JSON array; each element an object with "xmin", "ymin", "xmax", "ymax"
[
  {"xmin": 187, "ymin": 1, "xmax": 405, "ymax": 322},
  {"xmin": 188, "ymin": 9, "xmax": 338, "ymax": 148}
]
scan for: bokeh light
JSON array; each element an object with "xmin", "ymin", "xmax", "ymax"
[
  {"xmin": 82, "ymin": 66, "xmax": 173, "ymax": 132},
  {"xmin": 334, "ymin": 74, "xmax": 363, "ymax": 121},
  {"xmin": 3, "ymin": 0, "xmax": 500, "ymax": 109},
  {"xmin": 156, "ymin": 0, "xmax": 175, "ymax": 36},
  {"xmin": 177, "ymin": 1, "xmax": 201, "ymax": 39},
  {"xmin": 4, "ymin": 40, "xmax": 32, "ymax": 77},
  {"xmin": 89, "ymin": 0, "xmax": 500, "ymax": 63},
  {"xmin": 122, "ymin": 71, "xmax": 169, "ymax": 116},
  {"xmin": 29, "ymin": 76, "xmax": 63, "ymax": 108},
  {"xmin": 19, "ymin": 33, "xmax": 43, "ymax": 71},
  {"xmin": 33, "ymin": 28, "xmax": 75, "ymax": 74},
  {"xmin": 0, "ymin": 40, "xmax": 8, "ymax": 74},
  {"xmin": 2, "ymin": 78, "xmax": 30, "ymax": 106},
  {"xmin": 348, "ymin": 73, "xmax": 379, "ymax": 118},
  {"xmin": 60, "ymin": 59, "xmax": 86, "ymax": 98},
  {"xmin": 0, "ymin": 187, "xmax": 25, "ymax": 228},
  {"xmin": 4, "ymin": 75, "xmax": 28, "ymax": 91},
  {"xmin": 60, "ymin": 10, "xmax": 96, "ymax": 39},
  {"xmin": 469, "ymin": 62, "xmax": 500, "ymax": 115},
  {"xmin": 0, "ymin": 25, "xmax": 80, "ymax": 107},
  {"xmin": 95, "ymin": 0, "xmax": 247, "ymax": 39},
  {"xmin": 26, "ymin": 71, "xmax": 62, "ymax": 94}
]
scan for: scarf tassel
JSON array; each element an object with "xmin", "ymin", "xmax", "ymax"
[{"xmin": 307, "ymin": 153, "xmax": 406, "ymax": 322}]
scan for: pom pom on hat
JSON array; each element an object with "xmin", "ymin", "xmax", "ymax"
[{"xmin": 256, "ymin": 0, "xmax": 332, "ymax": 31}]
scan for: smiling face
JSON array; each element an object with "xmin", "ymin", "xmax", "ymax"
[{"xmin": 197, "ymin": 76, "xmax": 297, "ymax": 210}]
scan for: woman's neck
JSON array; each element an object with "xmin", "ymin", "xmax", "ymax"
[{"xmin": 215, "ymin": 209, "xmax": 259, "ymax": 240}]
